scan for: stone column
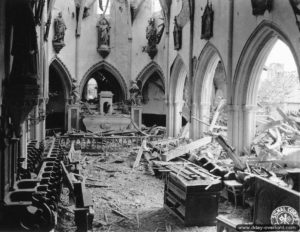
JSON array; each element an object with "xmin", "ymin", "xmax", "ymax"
[
  {"xmin": 20, "ymin": 123, "xmax": 27, "ymax": 169},
  {"xmin": 243, "ymin": 104, "xmax": 257, "ymax": 150},
  {"xmin": 227, "ymin": 104, "xmax": 242, "ymax": 151},
  {"xmin": 39, "ymin": 100, "xmax": 46, "ymax": 141},
  {"xmin": 173, "ymin": 101, "xmax": 183, "ymax": 137},
  {"xmin": 190, "ymin": 102, "xmax": 199, "ymax": 139},
  {"xmin": 33, "ymin": 105, "xmax": 39, "ymax": 141},
  {"xmin": 166, "ymin": 99, "xmax": 174, "ymax": 137}
]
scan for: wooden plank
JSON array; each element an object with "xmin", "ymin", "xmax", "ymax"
[
  {"xmin": 161, "ymin": 136, "xmax": 212, "ymax": 161},
  {"xmin": 61, "ymin": 161, "xmax": 74, "ymax": 191},
  {"xmin": 209, "ymin": 99, "xmax": 226, "ymax": 132},
  {"xmin": 132, "ymin": 140, "xmax": 145, "ymax": 169},
  {"xmin": 277, "ymin": 107, "xmax": 300, "ymax": 130},
  {"xmin": 256, "ymin": 120, "xmax": 282, "ymax": 133},
  {"xmin": 215, "ymin": 135, "xmax": 246, "ymax": 170}
]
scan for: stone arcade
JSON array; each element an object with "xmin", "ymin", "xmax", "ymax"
[{"xmin": 0, "ymin": 0, "xmax": 300, "ymax": 231}]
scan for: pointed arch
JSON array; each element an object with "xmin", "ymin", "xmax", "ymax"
[
  {"xmin": 49, "ymin": 56, "xmax": 73, "ymax": 100},
  {"xmin": 233, "ymin": 20, "xmax": 300, "ymax": 106},
  {"xmin": 80, "ymin": 61, "xmax": 127, "ymax": 100},
  {"xmin": 167, "ymin": 54, "xmax": 188, "ymax": 137},
  {"xmin": 191, "ymin": 42, "xmax": 226, "ymax": 139},
  {"xmin": 136, "ymin": 61, "xmax": 165, "ymax": 90},
  {"xmin": 231, "ymin": 20, "xmax": 300, "ymax": 151},
  {"xmin": 169, "ymin": 54, "xmax": 188, "ymax": 103}
]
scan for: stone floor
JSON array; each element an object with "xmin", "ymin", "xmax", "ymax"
[{"xmin": 56, "ymin": 150, "xmax": 251, "ymax": 232}]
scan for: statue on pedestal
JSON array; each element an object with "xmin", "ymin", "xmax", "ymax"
[
  {"xmin": 201, "ymin": 3, "xmax": 214, "ymax": 40},
  {"xmin": 143, "ymin": 17, "xmax": 165, "ymax": 59},
  {"xmin": 129, "ymin": 81, "xmax": 142, "ymax": 106},
  {"xmin": 52, "ymin": 12, "xmax": 67, "ymax": 53},
  {"xmin": 97, "ymin": 17, "xmax": 111, "ymax": 58},
  {"xmin": 173, "ymin": 17, "xmax": 182, "ymax": 51},
  {"xmin": 71, "ymin": 79, "xmax": 80, "ymax": 105}
]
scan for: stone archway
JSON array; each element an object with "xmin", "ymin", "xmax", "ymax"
[
  {"xmin": 136, "ymin": 61, "xmax": 166, "ymax": 90},
  {"xmin": 136, "ymin": 62, "xmax": 166, "ymax": 126},
  {"xmin": 47, "ymin": 57, "xmax": 73, "ymax": 131},
  {"xmin": 168, "ymin": 54, "xmax": 188, "ymax": 137},
  {"xmin": 192, "ymin": 43, "xmax": 226, "ymax": 139},
  {"xmin": 231, "ymin": 20, "xmax": 300, "ymax": 151},
  {"xmin": 80, "ymin": 61, "xmax": 127, "ymax": 102}
]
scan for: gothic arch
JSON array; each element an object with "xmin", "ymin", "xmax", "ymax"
[
  {"xmin": 191, "ymin": 42, "xmax": 226, "ymax": 139},
  {"xmin": 80, "ymin": 61, "xmax": 128, "ymax": 100},
  {"xmin": 167, "ymin": 54, "xmax": 188, "ymax": 137},
  {"xmin": 136, "ymin": 61, "xmax": 165, "ymax": 90},
  {"xmin": 49, "ymin": 57, "xmax": 73, "ymax": 100},
  {"xmin": 231, "ymin": 20, "xmax": 300, "ymax": 151}
]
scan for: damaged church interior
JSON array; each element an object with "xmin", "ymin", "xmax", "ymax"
[{"xmin": 1, "ymin": 0, "xmax": 300, "ymax": 231}]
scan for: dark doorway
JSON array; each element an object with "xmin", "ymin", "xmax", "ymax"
[
  {"xmin": 46, "ymin": 64, "xmax": 66, "ymax": 133},
  {"xmin": 141, "ymin": 72, "xmax": 166, "ymax": 127}
]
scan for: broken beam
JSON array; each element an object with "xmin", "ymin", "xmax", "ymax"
[{"xmin": 161, "ymin": 136, "xmax": 212, "ymax": 161}]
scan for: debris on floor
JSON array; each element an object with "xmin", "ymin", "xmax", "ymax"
[{"xmin": 56, "ymin": 107, "xmax": 300, "ymax": 232}]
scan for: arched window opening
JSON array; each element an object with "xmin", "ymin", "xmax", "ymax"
[
  {"xmin": 210, "ymin": 60, "xmax": 227, "ymax": 136},
  {"xmin": 82, "ymin": 69, "xmax": 124, "ymax": 104},
  {"xmin": 87, "ymin": 78, "xmax": 98, "ymax": 101},
  {"xmin": 256, "ymin": 40, "xmax": 300, "ymax": 135},
  {"xmin": 193, "ymin": 51, "xmax": 227, "ymax": 139},
  {"xmin": 141, "ymin": 71, "xmax": 165, "ymax": 127}
]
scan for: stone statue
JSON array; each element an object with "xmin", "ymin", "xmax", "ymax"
[
  {"xmin": 173, "ymin": 17, "xmax": 182, "ymax": 50},
  {"xmin": 144, "ymin": 17, "xmax": 165, "ymax": 59},
  {"xmin": 129, "ymin": 81, "xmax": 142, "ymax": 106},
  {"xmin": 146, "ymin": 18, "xmax": 157, "ymax": 51},
  {"xmin": 53, "ymin": 12, "xmax": 67, "ymax": 44},
  {"xmin": 201, "ymin": 3, "xmax": 214, "ymax": 40},
  {"xmin": 52, "ymin": 12, "xmax": 67, "ymax": 53},
  {"xmin": 97, "ymin": 17, "xmax": 110, "ymax": 57},
  {"xmin": 71, "ymin": 80, "xmax": 80, "ymax": 104}
]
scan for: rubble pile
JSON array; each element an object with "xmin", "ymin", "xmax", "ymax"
[{"xmin": 55, "ymin": 106, "xmax": 300, "ymax": 231}]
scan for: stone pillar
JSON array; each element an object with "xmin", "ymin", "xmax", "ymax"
[
  {"xmin": 166, "ymin": 99, "xmax": 174, "ymax": 137},
  {"xmin": 190, "ymin": 103, "xmax": 199, "ymax": 139},
  {"xmin": 173, "ymin": 101, "xmax": 183, "ymax": 137},
  {"xmin": 40, "ymin": 100, "xmax": 46, "ymax": 140},
  {"xmin": 227, "ymin": 104, "xmax": 235, "ymax": 146},
  {"xmin": 228, "ymin": 104, "xmax": 244, "ymax": 154},
  {"xmin": 68, "ymin": 104, "xmax": 81, "ymax": 131},
  {"xmin": 20, "ymin": 123, "xmax": 27, "ymax": 169},
  {"xmin": 243, "ymin": 104, "xmax": 257, "ymax": 150},
  {"xmin": 131, "ymin": 106, "xmax": 143, "ymax": 129}
]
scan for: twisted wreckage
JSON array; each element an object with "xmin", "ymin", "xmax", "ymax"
[{"xmin": 3, "ymin": 102, "xmax": 300, "ymax": 231}]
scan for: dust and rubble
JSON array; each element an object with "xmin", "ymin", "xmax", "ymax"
[{"xmin": 55, "ymin": 105, "xmax": 300, "ymax": 232}]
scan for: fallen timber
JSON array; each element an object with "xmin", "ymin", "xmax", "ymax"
[{"xmin": 161, "ymin": 136, "xmax": 212, "ymax": 161}]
